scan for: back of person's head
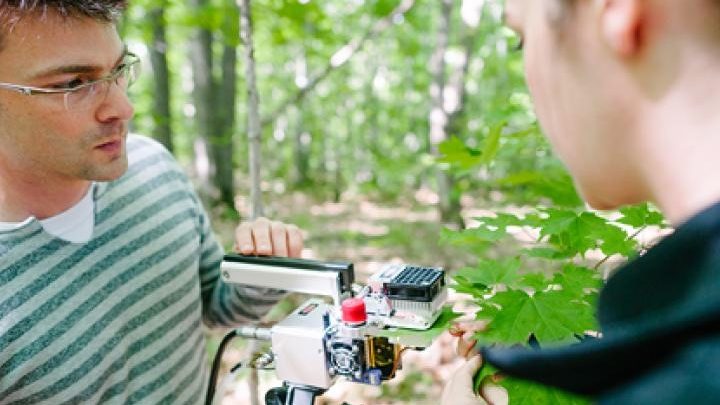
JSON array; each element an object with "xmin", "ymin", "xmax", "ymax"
[{"xmin": 0, "ymin": 1, "xmax": 127, "ymax": 50}]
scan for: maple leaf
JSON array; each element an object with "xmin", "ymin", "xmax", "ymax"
[{"xmin": 477, "ymin": 289, "xmax": 595, "ymax": 346}]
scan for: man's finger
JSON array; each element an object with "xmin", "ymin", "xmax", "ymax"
[
  {"xmin": 234, "ymin": 222, "xmax": 255, "ymax": 254},
  {"xmin": 270, "ymin": 221, "xmax": 289, "ymax": 256},
  {"xmin": 287, "ymin": 225, "xmax": 303, "ymax": 258},
  {"xmin": 251, "ymin": 217, "xmax": 273, "ymax": 255}
]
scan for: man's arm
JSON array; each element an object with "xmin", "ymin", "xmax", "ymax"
[{"xmin": 190, "ymin": 190, "xmax": 302, "ymax": 327}]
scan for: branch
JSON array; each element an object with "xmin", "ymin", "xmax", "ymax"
[
  {"xmin": 260, "ymin": 0, "xmax": 416, "ymax": 128},
  {"xmin": 594, "ymin": 226, "xmax": 647, "ymax": 270}
]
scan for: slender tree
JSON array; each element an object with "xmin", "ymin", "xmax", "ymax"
[
  {"xmin": 148, "ymin": 0, "xmax": 173, "ymax": 152},
  {"xmin": 241, "ymin": 0, "xmax": 263, "ymax": 220},
  {"xmin": 240, "ymin": 1, "xmax": 263, "ymax": 403},
  {"xmin": 428, "ymin": 0, "xmax": 464, "ymax": 227}
]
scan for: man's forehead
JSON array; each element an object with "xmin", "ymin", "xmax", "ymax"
[{"xmin": 0, "ymin": 13, "xmax": 123, "ymax": 80}]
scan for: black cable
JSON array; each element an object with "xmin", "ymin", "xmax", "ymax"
[{"xmin": 205, "ymin": 329, "xmax": 238, "ymax": 405}]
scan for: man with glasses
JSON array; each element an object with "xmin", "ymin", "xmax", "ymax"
[
  {"xmin": 442, "ymin": 0, "xmax": 720, "ymax": 404},
  {"xmin": 0, "ymin": 1, "xmax": 302, "ymax": 404}
]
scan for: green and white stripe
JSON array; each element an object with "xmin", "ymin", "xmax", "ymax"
[{"xmin": 0, "ymin": 135, "xmax": 281, "ymax": 404}]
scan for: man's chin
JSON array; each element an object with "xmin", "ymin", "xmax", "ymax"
[{"xmin": 88, "ymin": 155, "xmax": 129, "ymax": 182}]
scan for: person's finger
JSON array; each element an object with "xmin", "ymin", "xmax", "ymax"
[
  {"xmin": 270, "ymin": 221, "xmax": 289, "ymax": 256},
  {"xmin": 234, "ymin": 222, "xmax": 255, "ymax": 254},
  {"xmin": 460, "ymin": 330, "xmax": 479, "ymax": 359},
  {"xmin": 450, "ymin": 321, "xmax": 488, "ymax": 336},
  {"xmin": 480, "ymin": 380, "xmax": 509, "ymax": 405},
  {"xmin": 287, "ymin": 225, "xmax": 304, "ymax": 258},
  {"xmin": 456, "ymin": 355, "xmax": 483, "ymax": 387},
  {"xmin": 440, "ymin": 356, "xmax": 487, "ymax": 405},
  {"xmin": 250, "ymin": 217, "xmax": 272, "ymax": 256}
]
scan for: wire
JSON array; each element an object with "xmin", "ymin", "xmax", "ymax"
[
  {"xmin": 390, "ymin": 346, "xmax": 410, "ymax": 378},
  {"xmin": 205, "ymin": 329, "xmax": 238, "ymax": 405}
]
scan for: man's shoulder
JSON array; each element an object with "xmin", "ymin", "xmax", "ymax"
[
  {"xmin": 125, "ymin": 134, "xmax": 182, "ymax": 173},
  {"xmin": 127, "ymin": 133, "xmax": 172, "ymax": 159}
]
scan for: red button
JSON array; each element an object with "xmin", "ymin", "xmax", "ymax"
[{"xmin": 341, "ymin": 298, "xmax": 367, "ymax": 324}]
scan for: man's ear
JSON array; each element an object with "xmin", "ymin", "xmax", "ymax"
[{"xmin": 599, "ymin": 0, "xmax": 644, "ymax": 57}]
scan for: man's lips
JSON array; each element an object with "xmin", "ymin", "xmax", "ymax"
[{"xmin": 94, "ymin": 138, "xmax": 122, "ymax": 153}]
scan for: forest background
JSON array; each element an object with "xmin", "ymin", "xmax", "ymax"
[{"xmin": 121, "ymin": 0, "xmax": 669, "ymax": 403}]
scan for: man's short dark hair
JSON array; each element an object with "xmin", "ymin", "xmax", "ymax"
[{"xmin": 0, "ymin": 1, "xmax": 127, "ymax": 50}]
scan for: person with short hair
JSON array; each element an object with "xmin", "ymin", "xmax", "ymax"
[
  {"xmin": 0, "ymin": 2, "xmax": 302, "ymax": 403},
  {"xmin": 442, "ymin": 0, "xmax": 720, "ymax": 403}
]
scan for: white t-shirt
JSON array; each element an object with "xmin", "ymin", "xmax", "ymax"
[{"xmin": 0, "ymin": 183, "xmax": 95, "ymax": 243}]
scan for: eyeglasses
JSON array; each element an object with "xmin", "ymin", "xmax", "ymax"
[{"xmin": 0, "ymin": 52, "xmax": 140, "ymax": 111}]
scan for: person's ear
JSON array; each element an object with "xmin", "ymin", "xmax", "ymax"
[{"xmin": 599, "ymin": 0, "xmax": 644, "ymax": 57}]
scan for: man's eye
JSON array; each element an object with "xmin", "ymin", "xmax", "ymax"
[
  {"xmin": 53, "ymin": 78, "xmax": 88, "ymax": 90},
  {"xmin": 514, "ymin": 38, "xmax": 525, "ymax": 52}
]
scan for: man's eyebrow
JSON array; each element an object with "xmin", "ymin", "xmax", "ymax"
[{"xmin": 28, "ymin": 46, "xmax": 129, "ymax": 81}]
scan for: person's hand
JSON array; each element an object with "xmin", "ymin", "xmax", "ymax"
[
  {"xmin": 234, "ymin": 217, "xmax": 304, "ymax": 257},
  {"xmin": 441, "ymin": 356, "xmax": 508, "ymax": 405},
  {"xmin": 449, "ymin": 321, "xmax": 485, "ymax": 359}
]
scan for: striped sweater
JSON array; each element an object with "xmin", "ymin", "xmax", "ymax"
[{"xmin": 0, "ymin": 135, "xmax": 281, "ymax": 404}]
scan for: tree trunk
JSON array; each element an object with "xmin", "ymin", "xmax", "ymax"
[
  {"xmin": 241, "ymin": 0, "xmax": 263, "ymax": 220},
  {"xmin": 292, "ymin": 45, "xmax": 310, "ymax": 188},
  {"xmin": 210, "ymin": 0, "xmax": 239, "ymax": 210},
  {"xmin": 188, "ymin": 0, "xmax": 215, "ymax": 200},
  {"xmin": 447, "ymin": 0, "xmax": 485, "ymax": 138},
  {"xmin": 148, "ymin": 2, "xmax": 173, "ymax": 152},
  {"xmin": 240, "ymin": 2, "xmax": 263, "ymax": 401},
  {"xmin": 428, "ymin": 0, "xmax": 463, "ymax": 227}
]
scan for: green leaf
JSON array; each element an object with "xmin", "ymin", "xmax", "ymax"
[
  {"xmin": 478, "ymin": 289, "xmax": 592, "ymax": 345},
  {"xmin": 519, "ymin": 272, "xmax": 549, "ymax": 291},
  {"xmin": 437, "ymin": 137, "xmax": 484, "ymax": 170},
  {"xmin": 473, "ymin": 363, "xmax": 501, "ymax": 393},
  {"xmin": 618, "ymin": 203, "xmax": 666, "ymax": 227},
  {"xmin": 453, "ymin": 258, "xmax": 522, "ymax": 290},
  {"xmin": 479, "ymin": 121, "xmax": 506, "ymax": 164},
  {"xmin": 452, "ymin": 274, "xmax": 491, "ymax": 298},
  {"xmin": 374, "ymin": 306, "xmax": 462, "ymax": 342},
  {"xmin": 501, "ymin": 377, "xmax": 591, "ymax": 405},
  {"xmin": 439, "ymin": 228, "xmax": 492, "ymax": 254},
  {"xmin": 522, "ymin": 247, "xmax": 571, "ymax": 260},
  {"xmin": 538, "ymin": 209, "xmax": 635, "ymax": 258},
  {"xmin": 551, "ymin": 265, "xmax": 602, "ymax": 299}
]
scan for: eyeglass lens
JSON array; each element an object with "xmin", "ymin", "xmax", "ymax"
[{"xmin": 62, "ymin": 60, "xmax": 138, "ymax": 111}]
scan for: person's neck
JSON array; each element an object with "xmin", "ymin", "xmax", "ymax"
[
  {"xmin": 637, "ymin": 57, "xmax": 720, "ymax": 226},
  {"xmin": 0, "ymin": 166, "xmax": 90, "ymax": 222}
]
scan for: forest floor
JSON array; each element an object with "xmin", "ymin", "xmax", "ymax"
[{"xmin": 205, "ymin": 187, "xmax": 491, "ymax": 405}]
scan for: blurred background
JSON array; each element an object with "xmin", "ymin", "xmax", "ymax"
[{"xmin": 119, "ymin": 0, "xmax": 667, "ymax": 403}]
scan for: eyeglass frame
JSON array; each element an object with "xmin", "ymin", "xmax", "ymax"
[{"xmin": 0, "ymin": 52, "xmax": 140, "ymax": 109}]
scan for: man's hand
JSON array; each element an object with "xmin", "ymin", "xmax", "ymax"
[
  {"xmin": 234, "ymin": 217, "xmax": 304, "ymax": 257},
  {"xmin": 441, "ymin": 356, "xmax": 509, "ymax": 405}
]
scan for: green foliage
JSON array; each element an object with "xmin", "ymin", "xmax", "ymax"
[
  {"xmin": 443, "ymin": 145, "xmax": 667, "ymax": 403},
  {"xmin": 374, "ymin": 306, "xmax": 462, "ymax": 343},
  {"xmin": 501, "ymin": 379, "xmax": 590, "ymax": 405}
]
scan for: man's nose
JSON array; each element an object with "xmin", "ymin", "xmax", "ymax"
[{"xmin": 95, "ymin": 80, "xmax": 135, "ymax": 123}]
